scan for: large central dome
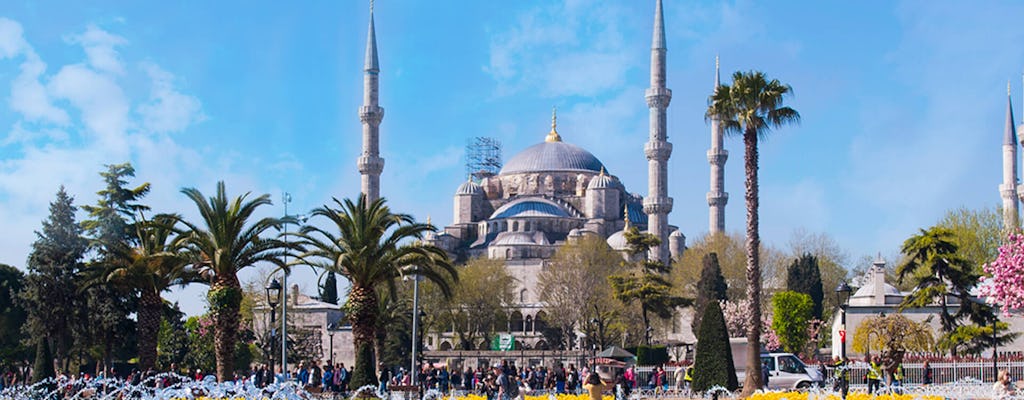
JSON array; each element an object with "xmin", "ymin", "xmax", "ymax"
[{"xmin": 500, "ymin": 141, "xmax": 606, "ymax": 174}]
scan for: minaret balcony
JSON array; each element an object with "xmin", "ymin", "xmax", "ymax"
[
  {"xmin": 706, "ymin": 192, "xmax": 729, "ymax": 206},
  {"xmin": 645, "ymin": 87, "xmax": 672, "ymax": 108},
  {"xmin": 644, "ymin": 141, "xmax": 673, "ymax": 161},
  {"xmin": 357, "ymin": 155, "xmax": 384, "ymax": 174},
  {"xmin": 643, "ymin": 196, "xmax": 673, "ymax": 215},
  {"xmin": 359, "ymin": 106, "xmax": 384, "ymax": 124},
  {"xmin": 707, "ymin": 148, "xmax": 729, "ymax": 164}
]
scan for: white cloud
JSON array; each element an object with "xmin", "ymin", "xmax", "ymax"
[
  {"xmin": 0, "ymin": 18, "xmax": 70, "ymax": 126},
  {"xmin": 66, "ymin": 24, "xmax": 128, "ymax": 75},
  {"xmin": 49, "ymin": 63, "xmax": 131, "ymax": 152},
  {"xmin": 484, "ymin": 0, "xmax": 638, "ymax": 98},
  {"xmin": 137, "ymin": 62, "xmax": 205, "ymax": 134}
]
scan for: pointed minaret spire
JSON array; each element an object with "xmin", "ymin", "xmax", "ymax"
[
  {"xmin": 358, "ymin": 1, "xmax": 385, "ymax": 202},
  {"xmin": 707, "ymin": 55, "xmax": 728, "ymax": 235},
  {"xmin": 1002, "ymin": 81, "xmax": 1019, "ymax": 231},
  {"xmin": 644, "ymin": 0, "xmax": 673, "ymax": 264}
]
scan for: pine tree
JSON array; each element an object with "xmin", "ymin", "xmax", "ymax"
[
  {"xmin": 320, "ymin": 272, "xmax": 339, "ymax": 305},
  {"xmin": 692, "ymin": 301, "xmax": 738, "ymax": 392},
  {"xmin": 786, "ymin": 253, "xmax": 823, "ymax": 319},
  {"xmin": 81, "ymin": 162, "xmax": 150, "ymax": 370},
  {"xmin": 19, "ymin": 186, "xmax": 88, "ymax": 373},
  {"xmin": 609, "ymin": 227, "xmax": 691, "ymax": 344},
  {"xmin": 692, "ymin": 253, "xmax": 728, "ymax": 335}
]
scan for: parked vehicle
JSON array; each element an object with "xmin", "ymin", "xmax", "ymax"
[{"xmin": 732, "ymin": 339, "xmax": 823, "ymax": 389}]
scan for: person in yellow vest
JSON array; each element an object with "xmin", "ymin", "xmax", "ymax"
[
  {"xmin": 683, "ymin": 366, "xmax": 693, "ymax": 392},
  {"xmin": 892, "ymin": 363, "xmax": 904, "ymax": 394},
  {"xmin": 831, "ymin": 356, "xmax": 848, "ymax": 399},
  {"xmin": 866, "ymin": 356, "xmax": 882, "ymax": 395}
]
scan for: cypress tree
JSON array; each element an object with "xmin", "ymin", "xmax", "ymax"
[
  {"xmin": 31, "ymin": 339, "xmax": 54, "ymax": 382},
  {"xmin": 692, "ymin": 301, "xmax": 738, "ymax": 392},
  {"xmin": 786, "ymin": 253, "xmax": 823, "ymax": 319},
  {"xmin": 692, "ymin": 252, "xmax": 728, "ymax": 335}
]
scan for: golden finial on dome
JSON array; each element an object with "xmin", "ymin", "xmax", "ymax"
[
  {"xmin": 427, "ymin": 215, "xmax": 432, "ymax": 226},
  {"xmin": 545, "ymin": 106, "xmax": 562, "ymax": 142},
  {"xmin": 623, "ymin": 204, "xmax": 630, "ymax": 228},
  {"xmin": 600, "ymin": 166, "xmax": 606, "ymax": 176}
]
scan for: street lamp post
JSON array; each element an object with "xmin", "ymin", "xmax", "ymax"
[
  {"xmin": 328, "ymin": 322, "xmax": 336, "ymax": 366},
  {"xmin": 266, "ymin": 279, "xmax": 282, "ymax": 380},
  {"xmin": 835, "ymin": 281, "xmax": 852, "ymax": 400},
  {"xmin": 405, "ymin": 268, "xmax": 424, "ymax": 385}
]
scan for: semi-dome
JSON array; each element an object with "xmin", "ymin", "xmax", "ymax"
[
  {"xmin": 455, "ymin": 180, "xmax": 483, "ymax": 195},
  {"xmin": 500, "ymin": 141, "xmax": 605, "ymax": 175},
  {"xmin": 607, "ymin": 230, "xmax": 629, "ymax": 251},
  {"xmin": 490, "ymin": 198, "xmax": 572, "ymax": 219}
]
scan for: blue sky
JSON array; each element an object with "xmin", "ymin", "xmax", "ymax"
[{"xmin": 1, "ymin": 1, "xmax": 1023, "ymax": 316}]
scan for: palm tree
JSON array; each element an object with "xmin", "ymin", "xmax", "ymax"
[
  {"xmin": 291, "ymin": 194, "xmax": 456, "ymax": 388},
  {"xmin": 706, "ymin": 71, "xmax": 800, "ymax": 394},
  {"xmin": 176, "ymin": 181, "xmax": 291, "ymax": 382},
  {"xmin": 99, "ymin": 213, "xmax": 196, "ymax": 371}
]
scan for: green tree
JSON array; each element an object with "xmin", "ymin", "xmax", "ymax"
[
  {"xmin": 19, "ymin": 186, "xmax": 88, "ymax": 374},
  {"xmin": 292, "ymin": 194, "xmax": 457, "ymax": 388},
  {"xmin": 691, "ymin": 253, "xmax": 728, "ymax": 336},
  {"xmin": 96, "ymin": 214, "xmax": 195, "ymax": 371},
  {"xmin": 0, "ymin": 264, "xmax": 28, "ymax": 367},
  {"xmin": 80, "ymin": 162, "xmax": 153, "ymax": 371},
  {"xmin": 935, "ymin": 206, "xmax": 1001, "ymax": 274},
  {"xmin": 540, "ymin": 235, "xmax": 621, "ymax": 349},
  {"xmin": 786, "ymin": 254, "xmax": 824, "ymax": 320},
  {"xmin": 852, "ymin": 313, "xmax": 933, "ymax": 377},
  {"xmin": 673, "ymin": 232, "xmax": 788, "ymax": 302},
  {"xmin": 608, "ymin": 227, "xmax": 690, "ymax": 345},
  {"xmin": 428, "ymin": 257, "xmax": 514, "ymax": 350},
  {"xmin": 157, "ymin": 302, "xmax": 190, "ymax": 369},
  {"xmin": 176, "ymin": 181, "xmax": 292, "ymax": 381},
  {"xmin": 770, "ymin": 291, "xmax": 813, "ymax": 354},
  {"xmin": 320, "ymin": 271, "xmax": 339, "ymax": 305},
  {"xmin": 692, "ymin": 301, "xmax": 738, "ymax": 392},
  {"xmin": 707, "ymin": 70, "xmax": 800, "ymax": 395},
  {"xmin": 786, "ymin": 229, "xmax": 849, "ymax": 318},
  {"xmin": 897, "ymin": 226, "xmax": 994, "ymax": 356}
]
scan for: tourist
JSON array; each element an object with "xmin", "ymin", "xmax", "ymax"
[
  {"xmin": 584, "ymin": 372, "xmax": 610, "ymax": 400},
  {"xmin": 554, "ymin": 363, "xmax": 567, "ymax": 394},
  {"xmin": 297, "ymin": 362, "xmax": 309, "ymax": 385},
  {"xmin": 567, "ymin": 364, "xmax": 579, "ymax": 393},
  {"xmin": 378, "ymin": 362, "xmax": 391, "ymax": 393},
  {"xmin": 464, "ymin": 367, "xmax": 475, "ymax": 391},
  {"xmin": 762, "ymin": 360, "xmax": 770, "ymax": 389},
  {"xmin": 336, "ymin": 362, "xmax": 347, "ymax": 393},
  {"xmin": 831, "ymin": 356, "xmax": 848, "ymax": 399},
  {"xmin": 439, "ymin": 365, "xmax": 450, "ymax": 393},
  {"xmin": 497, "ymin": 364, "xmax": 518, "ymax": 400},
  {"xmin": 922, "ymin": 361, "xmax": 933, "ymax": 386},
  {"xmin": 993, "ymin": 369, "xmax": 1016, "ymax": 400},
  {"xmin": 322, "ymin": 364, "xmax": 334, "ymax": 392},
  {"xmin": 673, "ymin": 366, "xmax": 685, "ymax": 392}
]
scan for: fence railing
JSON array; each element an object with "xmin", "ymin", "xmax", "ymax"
[{"xmin": 632, "ymin": 361, "xmax": 1024, "ymax": 389}]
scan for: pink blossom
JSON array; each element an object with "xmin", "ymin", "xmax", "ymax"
[{"xmin": 981, "ymin": 232, "xmax": 1024, "ymax": 315}]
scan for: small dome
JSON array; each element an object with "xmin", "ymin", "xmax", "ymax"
[
  {"xmin": 455, "ymin": 180, "xmax": 483, "ymax": 196},
  {"xmin": 670, "ymin": 230, "xmax": 685, "ymax": 238},
  {"xmin": 587, "ymin": 170, "xmax": 616, "ymax": 190},
  {"xmin": 568, "ymin": 228, "xmax": 585, "ymax": 237},
  {"xmin": 492, "ymin": 231, "xmax": 549, "ymax": 246},
  {"xmin": 607, "ymin": 230, "xmax": 629, "ymax": 251}
]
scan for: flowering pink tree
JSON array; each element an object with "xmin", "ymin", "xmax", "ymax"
[
  {"xmin": 981, "ymin": 232, "xmax": 1024, "ymax": 314},
  {"xmin": 721, "ymin": 300, "xmax": 782, "ymax": 351}
]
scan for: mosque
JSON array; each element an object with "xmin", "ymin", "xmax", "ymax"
[{"xmin": 352, "ymin": 0, "xmax": 718, "ymax": 351}]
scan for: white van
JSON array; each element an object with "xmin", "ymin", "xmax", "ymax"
[{"xmin": 735, "ymin": 352, "xmax": 824, "ymax": 390}]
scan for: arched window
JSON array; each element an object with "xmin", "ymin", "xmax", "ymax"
[
  {"xmin": 511, "ymin": 311, "xmax": 524, "ymax": 332},
  {"xmin": 535, "ymin": 311, "xmax": 548, "ymax": 332},
  {"xmin": 535, "ymin": 340, "xmax": 549, "ymax": 350},
  {"xmin": 513, "ymin": 221, "xmax": 519, "ymax": 231},
  {"xmin": 479, "ymin": 341, "xmax": 490, "ymax": 350},
  {"xmin": 525, "ymin": 315, "xmax": 534, "ymax": 332},
  {"xmin": 520, "ymin": 289, "xmax": 528, "ymax": 303},
  {"xmin": 440, "ymin": 341, "xmax": 453, "ymax": 351}
]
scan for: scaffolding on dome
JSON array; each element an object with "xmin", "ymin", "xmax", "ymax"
[{"xmin": 465, "ymin": 137, "xmax": 502, "ymax": 180}]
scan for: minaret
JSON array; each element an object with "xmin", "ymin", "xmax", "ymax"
[
  {"xmin": 1003, "ymin": 81, "xmax": 1020, "ymax": 230},
  {"xmin": 358, "ymin": 2, "xmax": 385, "ymax": 202},
  {"xmin": 707, "ymin": 56, "xmax": 729, "ymax": 235},
  {"xmin": 643, "ymin": 0, "xmax": 673, "ymax": 264}
]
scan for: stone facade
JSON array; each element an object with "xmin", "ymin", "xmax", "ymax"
[{"xmin": 253, "ymin": 286, "xmax": 353, "ymax": 369}]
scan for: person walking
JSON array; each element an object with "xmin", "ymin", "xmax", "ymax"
[{"xmin": 922, "ymin": 361, "xmax": 933, "ymax": 386}]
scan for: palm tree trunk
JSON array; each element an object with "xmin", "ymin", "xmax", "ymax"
[
  {"xmin": 211, "ymin": 275, "xmax": 242, "ymax": 382},
  {"xmin": 137, "ymin": 286, "xmax": 163, "ymax": 371},
  {"xmin": 349, "ymin": 283, "xmax": 379, "ymax": 387},
  {"xmin": 741, "ymin": 129, "xmax": 764, "ymax": 396}
]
